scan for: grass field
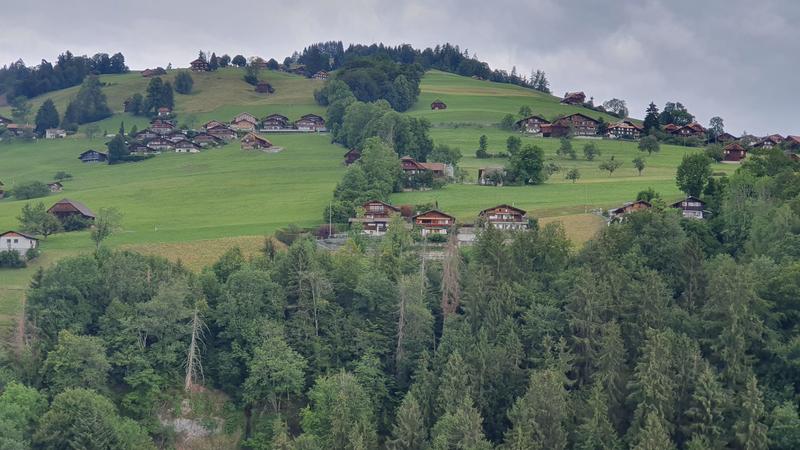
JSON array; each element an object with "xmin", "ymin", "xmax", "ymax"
[{"xmin": 0, "ymin": 68, "xmax": 735, "ymax": 333}]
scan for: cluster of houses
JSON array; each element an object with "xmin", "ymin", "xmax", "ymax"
[
  {"xmin": 188, "ymin": 57, "xmax": 330, "ymax": 81},
  {"xmin": 609, "ymin": 196, "xmax": 709, "ymax": 222},
  {"xmin": 342, "ymin": 152, "xmax": 453, "ymax": 180},
  {"xmin": 349, "ymin": 200, "xmax": 529, "ymax": 237},
  {"xmin": 1, "ymin": 199, "xmax": 96, "ymax": 256},
  {"xmin": 0, "ymin": 114, "xmax": 66, "ymax": 140},
  {"xmin": 227, "ymin": 112, "xmax": 326, "ymax": 133}
]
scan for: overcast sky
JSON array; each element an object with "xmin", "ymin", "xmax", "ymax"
[{"xmin": 1, "ymin": 0, "xmax": 797, "ymax": 135}]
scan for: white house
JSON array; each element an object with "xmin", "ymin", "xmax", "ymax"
[
  {"xmin": 1, "ymin": 231, "xmax": 39, "ymax": 253},
  {"xmin": 45, "ymin": 128, "xmax": 67, "ymax": 139}
]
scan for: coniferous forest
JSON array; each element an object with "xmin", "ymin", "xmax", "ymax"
[{"xmin": 1, "ymin": 148, "xmax": 800, "ymax": 449}]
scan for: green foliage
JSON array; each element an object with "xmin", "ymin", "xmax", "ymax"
[
  {"xmin": 429, "ymin": 144, "xmax": 462, "ymax": 167},
  {"xmin": 506, "ymin": 135, "xmax": 522, "ymax": 155},
  {"xmin": 639, "ymin": 135, "xmax": 661, "ymax": 155},
  {"xmin": 107, "ymin": 133, "xmax": 129, "ymax": 164},
  {"xmin": 174, "ymin": 70, "xmax": 194, "ymax": 94},
  {"xmin": 0, "ymin": 382, "xmax": 48, "ymax": 449},
  {"xmin": 243, "ymin": 330, "xmax": 308, "ymax": 413},
  {"xmin": 34, "ymin": 99, "xmax": 60, "ymax": 134},
  {"xmin": 768, "ymin": 401, "xmax": 800, "ymax": 450},
  {"xmin": 0, "ymin": 250, "xmax": 26, "ymax": 268},
  {"xmin": 332, "ymin": 56, "xmax": 422, "ymax": 112},
  {"xmin": 632, "ymin": 156, "xmax": 647, "ymax": 175},
  {"xmin": 676, "ymin": 153, "xmax": 712, "ymax": 197},
  {"xmin": 506, "ymin": 144, "xmax": 548, "ymax": 185},
  {"xmin": 500, "ymin": 113, "xmax": 516, "ymax": 130},
  {"xmin": 583, "ymin": 142, "xmax": 601, "ymax": 161},
  {"xmin": 389, "ymin": 392, "xmax": 429, "ymax": 450},
  {"xmin": 18, "ymin": 201, "xmax": 61, "ymax": 238},
  {"xmin": 143, "ymin": 77, "xmax": 174, "ymax": 114},
  {"xmin": 9, "ymin": 95, "xmax": 31, "ymax": 124},
  {"xmin": 503, "ymin": 368, "xmax": 569, "ymax": 450},
  {"xmin": 643, "ymin": 102, "xmax": 660, "ymax": 133},
  {"xmin": 90, "ymin": 207, "xmax": 122, "ymax": 249},
  {"xmin": 11, "ymin": 181, "xmax": 50, "ymax": 200},
  {"xmin": 599, "ymin": 156, "xmax": 622, "ymax": 176},
  {"xmin": 62, "ymin": 76, "xmax": 112, "ymax": 126},
  {"xmin": 43, "ymin": 330, "xmax": 110, "ymax": 394},
  {"xmin": 565, "ymin": 167, "xmax": 581, "ymax": 183},
  {"xmin": 556, "ymin": 137, "xmax": 576, "ymax": 159}
]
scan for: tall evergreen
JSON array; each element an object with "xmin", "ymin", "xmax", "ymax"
[
  {"xmin": 733, "ymin": 375, "xmax": 768, "ymax": 450},
  {"xmin": 34, "ymin": 98, "xmax": 60, "ymax": 134},
  {"xmin": 643, "ymin": 102, "xmax": 660, "ymax": 133}
]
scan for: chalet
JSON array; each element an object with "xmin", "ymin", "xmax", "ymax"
[
  {"xmin": 755, "ymin": 134, "xmax": 785, "ymax": 149},
  {"xmin": 233, "ymin": 112, "xmax": 258, "ymax": 125},
  {"xmin": 668, "ymin": 122, "xmax": 706, "ymax": 139},
  {"xmin": 479, "ymin": 204, "xmax": 528, "ymax": 230},
  {"xmin": 609, "ymin": 200, "xmax": 651, "ymax": 221},
  {"xmin": 129, "ymin": 143, "xmax": 157, "ymax": 155},
  {"xmin": 401, "ymin": 156, "xmax": 428, "ymax": 175},
  {"xmin": 48, "ymin": 198, "xmax": 96, "ymax": 221},
  {"xmin": 560, "ymin": 91, "xmax": 586, "ymax": 105},
  {"xmin": 722, "ymin": 143, "xmax": 747, "ymax": 162},
  {"xmin": 348, "ymin": 200, "xmax": 401, "ymax": 235},
  {"xmin": 344, "ymin": 148, "xmax": 361, "ymax": 166},
  {"xmin": 149, "ymin": 119, "xmax": 175, "ymax": 135},
  {"xmin": 174, "ymin": 140, "xmax": 201, "ymax": 153},
  {"xmin": 1, "ymin": 231, "xmax": 38, "ymax": 253},
  {"xmin": 207, "ymin": 126, "xmax": 237, "ymax": 141},
  {"xmin": 166, "ymin": 132, "xmax": 190, "ymax": 143},
  {"xmin": 539, "ymin": 122, "xmax": 570, "ymax": 138},
  {"xmin": 6, "ymin": 124, "xmax": 33, "ymax": 136},
  {"xmin": 203, "ymin": 120, "xmax": 226, "ymax": 131},
  {"xmin": 420, "ymin": 162, "xmax": 450, "ymax": 178},
  {"xmin": 45, "ymin": 128, "xmax": 66, "ymax": 139},
  {"xmin": 78, "ymin": 149, "xmax": 108, "ymax": 163},
  {"xmin": 47, "ymin": 182, "xmax": 63, "ymax": 193},
  {"xmin": 663, "ymin": 124, "xmax": 680, "ymax": 134},
  {"xmin": 714, "ymin": 132, "xmax": 738, "ymax": 143},
  {"xmin": 671, "ymin": 196, "xmax": 707, "ymax": 220},
  {"xmin": 157, "ymin": 107, "xmax": 172, "ymax": 117},
  {"xmin": 261, "ymin": 114, "xmax": 291, "ymax": 130},
  {"xmin": 607, "ymin": 121, "xmax": 642, "ymax": 140},
  {"xmin": 255, "ymin": 82, "xmax": 274, "ymax": 94},
  {"xmin": 190, "ymin": 58, "xmax": 208, "ymax": 72},
  {"xmin": 516, "ymin": 115, "xmax": 550, "ymax": 134},
  {"xmin": 0, "ymin": 115, "xmax": 12, "ymax": 125},
  {"xmin": 295, "ymin": 114, "xmax": 326, "ymax": 132},
  {"xmin": 134, "ymin": 129, "xmax": 158, "ymax": 140},
  {"xmin": 141, "ymin": 68, "xmax": 166, "ymax": 77},
  {"xmin": 312, "ymin": 71, "xmax": 329, "ymax": 81},
  {"xmin": 784, "ymin": 135, "xmax": 800, "ymax": 149},
  {"xmin": 230, "ymin": 119, "xmax": 257, "ymax": 132},
  {"xmin": 431, "ymin": 100, "xmax": 447, "ymax": 110},
  {"xmin": 413, "ymin": 210, "xmax": 456, "ymax": 236},
  {"xmin": 286, "ymin": 64, "xmax": 307, "ymax": 76},
  {"xmin": 554, "ymin": 113, "xmax": 600, "ymax": 137},
  {"xmin": 146, "ymin": 138, "xmax": 175, "ymax": 151},
  {"xmin": 192, "ymin": 133, "xmax": 221, "ymax": 147},
  {"xmin": 240, "ymin": 132, "xmax": 272, "ymax": 150},
  {"xmin": 478, "ymin": 167, "xmax": 506, "ymax": 186}
]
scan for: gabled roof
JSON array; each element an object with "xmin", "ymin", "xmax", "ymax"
[
  {"xmin": 78, "ymin": 149, "xmax": 107, "ymax": 158},
  {"xmin": 785, "ymin": 135, "xmax": 800, "ymax": 145},
  {"xmin": 241, "ymin": 132, "xmax": 272, "ymax": 145},
  {"xmin": 610, "ymin": 200, "xmax": 651, "ymax": 214},
  {"xmin": 420, "ymin": 162, "xmax": 447, "ymax": 172},
  {"xmin": 190, "ymin": 58, "xmax": 206, "ymax": 65},
  {"xmin": 48, "ymin": 198, "xmax": 96, "ymax": 218},
  {"xmin": 670, "ymin": 196, "xmax": 705, "ymax": 208},
  {"xmin": 558, "ymin": 112, "xmax": 600, "ymax": 124},
  {"xmin": 724, "ymin": 143, "xmax": 746, "ymax": 152},
  {"xmin": 412, "ymin": 209, "xmax": 456, "ymax": 220},
  {"xmin": 515, "ymin": 115, "xmax": 550, "ymax": 126},
  {"xmin": 479, "ymin": 204, "xmax": 527, "ymax": 216},
  {"xmin": 263, "ymin": 113, "xmax": 290, "ymax": 122},
  {"xmin": 344, "ymin": 148, "xmax": 360, "ymax": 156},
  {"xmin": 299, "ymin": 113, "xmax": 325, "ymax": 122},
  {"xmin": 682, "ymin": 122, "xmax": 706, "ymax": 133},
  {"xmin": 400, "ymin": 156, "xmax": 427, "ymax": 170},
  {"xmin": 0, "ymin": 230, "xmax": 38, "ymax": 241},
  {"xmin": 362, "ymin": 200, "xmax": 400, "ymax": 212}
]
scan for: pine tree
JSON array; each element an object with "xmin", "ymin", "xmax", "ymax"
[
  {"xmin": 388, "ymin": 392, "xmax": 429, "ymax": 450},
  {"xmin": 632, "ymin": 410, "xmax": 677, "ymax": 450},
  {"xmin": 684, "ymin": 362, "xmax": 728, "ymax": 448},
  {"xmin": 503, "ymin": 368, "xmax": 569, "ymax": 450},
  {"xmin": 440, "ymin": 230, "xmax": 461, "ymax": 316},
  {"xmin": 436, "ymin": 351, "xmax": 471, "ymax": 416},
  {"xmin": 430, "ymin": 397, "xmax": 492, "ymax": 450},
  {"xmin": 575, "ymin": 384, "xmax": 623, "ymax": 450},
  {"xmin": 643, "ymin": 102, "xmax": 660, "ymax": 133},
  {"xmin": 627, "ymin": 329, "xmax": 678, "ymax": 441},
  {"xmin": 594, "ymin": 321, "xmax": 628, "ymax": 428},
  {"xmin": 34, "ymin": 98, "xmax": 60, "ymax": 134},
  {"xmin": 733, "ymin": 375, "xmax": 768, "ymax": 450}
]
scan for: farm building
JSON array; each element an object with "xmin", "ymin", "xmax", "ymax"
[
  {"xmin": 255, "ymin": 82, "xmax": 275, "ymax": 94},
  {"xmin": 554, "ymin": 113, "xmax": 600, "ymax": 137},
  {"xmin": 349, "ymin": 200, "xmax": 401, "ymax": 236},
  {"xmin": 47, "ymin": 182, "xmax": 63, "ymax": 193},
  {"xmin": 671, "ymin": 196, "xmax": 708, "ymax": 219},
  {"xmin": 400, "ymin": 156, "xmax": 451, "ymax": 178},
  {"xmin": 431, "ymin": 100, "xmax": 447, "ymax": 110},
  {"xmin": 190, "ymin": 58, "xmax": 209, "ymax": 71},
  {"xmin": 295, "ymin": 114, "xmax": 326, "ymax": 132},
  {"xmin": 609, "ymin": 200, "xmax": 651, "ymax": 222},
  {"xmin": 607, "ymin": 120, "xmax": 642, "ymax": 140},
  {"xmin": 478, "ymin": 167, "xmax": 506, "ymax": 186},
  {"xmin": 45, "ymin": 128, "xmax": 66, "ymax": 139},
  {"xmin": 261, "ymin": 114, "xmax": 291, "ymax": 130},
  {"xmin": 207, "ymin": 126, "xmax": 237, "ymax": 141},
  {"xmin": 478, "ymin": 204, "xmax": 529, "ymax": 230},
  {"xmin": 141, "ymin": 68, "xmax": 166, "ymax": 77},
  {"xmin": 192, "ymin": 133, "xmax": 221, "ymax": 147},
  {"xmin": 134, "ymin": 129, "xmax": 158, "ymax": 140},
  {"xmin": 174, "ymin": 140, "xmax": 201, "ymax": 153},
  {"xmin": 560, "ymin": 91, "xmax": 586, "ymax": 105},
  {"xmin": 754, "ymin": 134, "xmax": 784, "ymax": 149},
  {"xmin": 723, "ymin": 143, "xmax": 747, "ymax": 162},
  {"xmin": 714, "ymin": 132, "xmax": 738, "ymax": 143},
  {"xmin": 413, "ymin": 210, "xmax": 455, "ymax": 236},
  {"xmin": 233, "ymin": 112, "xmax": 258, "ymax": 125},
  {"xmin": 240, "ymin": 132, "xmax": 272, "ymax": 150},
  {"xmin": 230, "ymin": 119, "xmax": 257, "ymax": 132},
  {"xmin": 149, "ymin": 119, "xmax": 175, "ymax": 135},
  {"xmin": 203, "ymin": 120, "xmax": 225, "ymax": 131},
  {"xmin": 78, "ymin": 149, "xmax": 108, "ymax": 163},
  {"xmin": 6, "ymin": 124, "xmax": 33, "ymax": 136},
  {"xmin": 48, "ymin": 198, "xmax": 96, "ymax": 221},
  {"xmin": 129, "ymin": 144, "xmax": 157, "ymax": 155},
  {"xmin": 516, "ymin": 115, "xmax": 550, "ymax": 134},
  {"xmin": 146, "ymin": 138, "xmax": 175, "ymax": 151},
  {"xmin": 1, "ymin": 231, "xmax": 39, "ymax": 253},
  {"xmin": 166, "ymin": 132, "xmax": 190, "ymax": 143},
  {"xmin": 539, "ymin": 123, "xmax": 571, "ymax": 138},
  {"xmin": 784, "ymin": 135, "xmax": 800, "ymax": 148},
  {"xmin": 344, "ymin": 148, "xmax": 361, "ymax": 166}
]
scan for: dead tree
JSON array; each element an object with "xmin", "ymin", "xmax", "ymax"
[
  {"xmin": 184, "ymin": 301, "xmax": 207, "ymax": 392},
  {"xmin": 441, "ymin": 229, "xmax": 461, "ymax": 316}
]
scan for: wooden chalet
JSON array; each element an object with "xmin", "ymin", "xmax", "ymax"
[
  {"xmin": 784, "ymin": 135, "xmax": 800, "ymax": 149},
  {"xmin": 663, "ymin": 124, "xmax": 680, "ymax": 134},
  {"xmin": 233, "ymin": 112, "xmax": 258, "ymax": 126},
  {"xmin": 286, "ymin": 64, "xmax": 307, "ymax": 76},
  {"xmin": 413, "ymin": 210, "xmax": 455, "ymax": 236},
  {"xmin": 539, "ymin": 122, "xmax": 570, "ymax": 138},
  {"xmin": 609, "ymin": 200, "xmax": 651, "ymax": 221},
  {"xmin": 478, "ymin": 167, "xmax": 506, "ymax": 186},
  {"xmin": 47, "ymin": 182, "xmax": 63, "ymax": 193},
  {"xmin": 149, "ymin": 119, "xmax": 175, "ymax": 135},
  {"xmin": 430, "ymin": 100, "xmax": 447, "ymax": 110},
  {"xmin": 344, "ymin": 148, "xmax": 361, "ymax": 166},
  {"xmin": 157, "ymin": 107, "xmax": 172, "ymax": 117},
  {"xmin": 420, "ymin": 162, "xmax": 449, "ymax": 178},
  {"xmin": 48, "ymin": 198, "xmax": 96, "ymax": 221},
  {"xmin": 261, "ymin": 114, "xmax": 291, "ymax": 130},
  {"xmin": 607, "ymin": 120, "xmax": 642, "ymax": 140},
  {"xmin": 230, "ymin": 119, "xmax": 257, "ymax": 132},
  {"xmin": 207, "ymin": 126, "xmax": 237, "ymax": 141},
  {"xmin": 203, "ymin": 120, "xmax": 226, "ymax": 131},
  {"xmin": 554, "ymin": 113, "xmax": 600, "ymax": 137},
  {"xmin": 190, "ymin": 58, "xmax": 209, "ymax": 72},
  {"xmin": 6, "ymin": 124, "xmax": 33, "ymax": 136},
  {"xmin": 1, "ymin": 231, "xmax": 39, "ymax": 253},
  {"xmin": 671, "ymin": 196, "xmax": 707, "ymax": 220},
  {"xmin": 312, "ymin": 71, "xmax": 329, "ymax": 81},
  {"xmin": 141, "ymin": 68, "xmax": 166, "ymax": 77},
  {"xmin": 240, "ymin": 132, "xmax": 272, "ymax": 150},
  {"xmin": 255, "ymin": 82, "xmax": 275, "ymax": 94},
  {"xmin": 174, "ymin": 140, "xmax": 201, "ymax": 153},
  {"xmin": 560, "ymin": 91, "xmax": 586, "ymax": 105},
  {"xmin": 722, "ymin": 143, "xmax": 747, "ymax": 162},
  {"xmin": 516, "ymin": 115, "xmax": 550, "ymax": 134},
  {"xmin": 295, "ymin": 114, "xmax": 326, "ymax": 132},
  {"xmin": 349, "ymin": 200, "xmax": 401, "ymax": 236},
  {"xmin": 129, "ymin": 143, "xmax": 157, "ymax": 155},
  {"xmin": 192, "ymin": 133, "xmax": 221, "ymax": 147},
  {"xmin": 401, "ymin": 156, "xmax": 428, "ymax": 175},
  {"xmin": 479, "ymin": 204, "xmax": 528, "ymax": 230},
  {"xmin": 78, "ymin": 149, "xmax": 108, "ymax": 163},
  {"xmin": 146, "ymin": 138, "xmax": 174, "ymax": 151},
  {"xmin": 166, "ymin": 132, "xmax": 190, "ymax": 143},
  {"xmin": 714, "ymin": 132, "xmax": 738, "ymax": 143},
  {"xmin": 755, "ymin": 134, "xmax": 785, "ymax": 149},
  {"xmin": 45, "ymin": 128, "xmax": 66, "ymax": 139},
  {"xmin": 669, "ymin": 122, "xmax": 706, "ymax": 139},
  {"xmin": 134, "ymin": 129, "xmax": 158, "ymax": 141}
]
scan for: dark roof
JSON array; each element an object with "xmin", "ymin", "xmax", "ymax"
[
  {"xmin": 412, "ymin": 209, "xmax": 456, "ymax": 220},
  {"xmin": 724, "ymin": 143, "xmax": 746, "ymax": 151},
  {"xmin": 515, "ymin": 115, "xmax": 550, "ymax": 125},
  {"xmin": 558, "ymin": 112, "xmax": 600, "ymax": 124},
  {"xmin": 49, "ymin": 198, "xmax": 96, "ymax": 218},
  {"xmin": 362, "ymin": 200, "xmax": 400, "ymax": 212},
  {"xmin": 670, "ymin": 196, "xmax": 706, "ymax": 208},
  {"xmin": 479, "ymin": 204, "xmax": 527, "ymax": 216},
  {"xmin": 0, "ymin": 230, "xmax": 39, "ymax": 240},
  {"xmin": 78, "ymin": 149, "xmax": 107, "ymax": 158}
]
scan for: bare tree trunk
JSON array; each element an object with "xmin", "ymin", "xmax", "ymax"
[
  {"xmin": 184, "ymin": 304, "xmax": 206, "ymax": 392},
  {"xmin": 441, "ymin": 229, "xmax": 461, "ymax": 316}
]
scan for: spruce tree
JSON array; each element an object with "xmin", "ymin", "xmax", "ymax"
[
  {"xmin": 733, "ymin": 375, "xmax": 768, "ymax": 450},
  {"xmin": 575, "ymin": 384, "xmax": 623, "ymax": 450},
  {"xmin": 34, "ymin": 99, "xmax": 60, "ymax": 134},
  {"xmin": 388, "ymin": 392, "xmax": 429, "ymax": 450},
  {"xmin": 643, "ymin": 102, "xmax": 660, "ymax": 133},
  {"xmin": 632, "ymin": 410, "xmax": 677, "ymax": 450},
  {"xmin": 503, "ymin": 368, "xmax": 569, "ymax": 450},
  {"xmin": 430, "ymin": 397, "xmax": 492, "ymax": 450},
  {"xmin": 435, "ymin": 351, "xmax": 471, "ymax": 416},
  {"xmin": 685, "ymin": 362, "xmax": 728, "ymax": 448}
]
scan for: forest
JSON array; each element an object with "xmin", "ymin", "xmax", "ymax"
[{"xmin": 1, "ymin": 145, "xmax": 800, "ymax": 449}]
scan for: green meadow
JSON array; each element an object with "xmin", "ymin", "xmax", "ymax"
[{"xmin": 0, "ymin": 67, "xmax": 735, "ymax": 330}]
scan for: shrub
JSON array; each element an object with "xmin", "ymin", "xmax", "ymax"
[
  {"xmin": 12, "ymin": 181, "xmax": 50, "ymax": 200},
  {"xmin": 427, "ymin": 233, "xmax": 448, "ymax": 243},
  {"xmin": 0, "ymin": 250, "xmax": 26, "ymax": 268},
  {"xmin": 54, "ymin": 171, "xmax": 73, "ymax": 181},
  {"xmin": 25, "ymin": 247, "xmax": 41, "ymax": 261},
  {"xmin": 275, "ymin": 224, "xmax": 305, "ymax": 246},
  {"xmin": 61, "ymin": 214, "xmax": 92, "ymax": 232}
]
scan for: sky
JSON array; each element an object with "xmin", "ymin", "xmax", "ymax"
[{"xmin": 1, "ymin": 0, "xmax": 797, "ymax": 136}]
